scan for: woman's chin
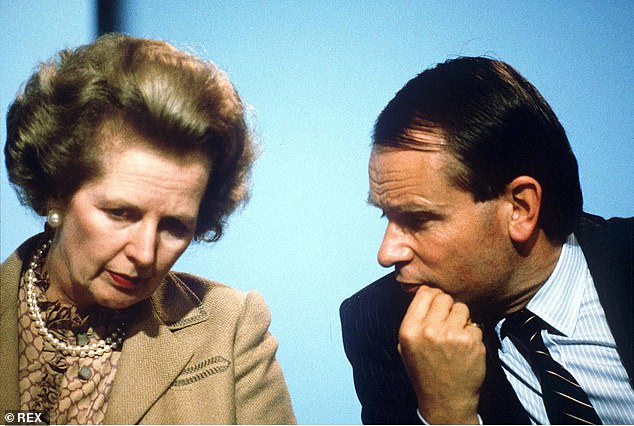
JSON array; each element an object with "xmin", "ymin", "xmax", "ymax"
[{"xmin": 91, "ymin": 287, "xmax": 148, "ymax": 311}]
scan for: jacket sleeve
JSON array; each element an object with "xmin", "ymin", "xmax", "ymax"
[{"xmin": 233, "ymin": 291, "xmax": 296, "ymax": 424}]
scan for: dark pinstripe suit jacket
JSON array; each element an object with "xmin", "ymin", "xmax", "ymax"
[{"xmin": 340, "ymin": 213, "xmax": 633, "ymax": 424}]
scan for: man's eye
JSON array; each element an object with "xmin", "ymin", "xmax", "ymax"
[
  {"xmin": 402, "ymin": 215, "xmax": 431, "ymax": 230},
  {"xmin": 405, "ymin": 217, "xmax": 424, "ymax": 228},
  {"xmin": 108, "ymin": 208, "xmax": 128, "ymax": 219}
]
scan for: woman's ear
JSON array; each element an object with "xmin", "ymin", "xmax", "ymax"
[{"xmin": 505, "ymin": 176, "xmax": 542, "ymax": 245}]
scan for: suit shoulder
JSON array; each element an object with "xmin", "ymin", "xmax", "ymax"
[
  {"xmin": 577, "ymin": 213, "xmax": 633, "ymax": 239},
  {"xmin": 340, "ymin": 272, "xmax": 411, "ymax": 331},
  {"xmin": 576, "ymin": 213, "xmax": 633, "ymax": 261},
  {"xmin": 340, "ymin": 272, "xmax": 398, "ymax": 312},
  {"xmin": 605, "ymin": 215, "xmax": 634, "ymax": 242}
]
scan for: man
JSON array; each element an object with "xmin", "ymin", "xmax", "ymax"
[{"xmin": 340, "ymin": 57, "xmax": 633, "ymax": 424}]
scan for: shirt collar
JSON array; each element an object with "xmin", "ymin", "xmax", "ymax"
[
  {"xmin": 495, "ymin": 234, "xmax": 588, "ymax": 346},
  {"xmin": 525, "ymin": 234, "xmax": 587, "ymax": 337}
]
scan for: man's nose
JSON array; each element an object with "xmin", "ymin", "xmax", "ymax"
[{"xmin": 377, "ymin": 221, "xmax": 413, "ymax": 267}]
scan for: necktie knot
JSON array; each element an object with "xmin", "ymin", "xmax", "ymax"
[{"xmin": 502, "ymin": 308, "xmax": 550, "ymax": 348}]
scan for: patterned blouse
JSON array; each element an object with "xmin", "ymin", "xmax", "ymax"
[{"xmin": 18, "ymin": 266, "xmax": 128, "ymax": 424}]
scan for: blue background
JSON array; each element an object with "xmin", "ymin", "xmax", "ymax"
[{"xmin": 1, "ymin": 2, "xmax": 633, "ymax": 423}]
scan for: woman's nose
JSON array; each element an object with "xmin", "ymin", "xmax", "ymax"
[{"xmin": 125, "ymin": 222, "xmax": 158, "ymax": 268}]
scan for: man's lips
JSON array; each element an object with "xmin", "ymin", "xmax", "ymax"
[
  {"xmin": 107, "ymin": 271, "xmax": 140, "ymax": 288},
  {"xmin": 398, "ymin": 281, "xmax": 423, "ymax": 294},
  {"xmin": 395, "ymin": 270, "xmax": 424, "ymax": 293}
]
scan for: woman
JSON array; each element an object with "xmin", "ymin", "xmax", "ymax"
[{"xmin": 0, "ymin": 34, "xmax": 296, "ymax": 424}]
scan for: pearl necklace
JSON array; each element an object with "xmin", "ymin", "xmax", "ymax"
[{"xmin": 25, "ymin": 238, "xmax": 126, "ymax": 358}]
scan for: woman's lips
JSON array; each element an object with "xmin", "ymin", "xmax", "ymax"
[{"xmin": 107, "ymin": 271, "xmax": 138, "ymax": 288}]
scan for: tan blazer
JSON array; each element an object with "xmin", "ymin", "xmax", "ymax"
[{"xmin": 1, "ymin": 237, "xmax": 296, "ymax": 424}]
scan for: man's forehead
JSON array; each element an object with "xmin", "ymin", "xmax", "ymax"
[
  {"xmin": 372, "ymin": 125, "xmax": 447, "ymax": 153},
  {"xmin": 369, "ymin": 145, "xmax": 448, "ymax": 171},
  {"xmin": 369, "ymin": 133, "xmax": 460, "ymax": 185},
  {"xmin": 368, "ymin": 145, "xmax": 458, "ymax": 213}
]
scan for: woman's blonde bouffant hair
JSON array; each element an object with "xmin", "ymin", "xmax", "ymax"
[{"xmin": 5, "ymin": 33, "xmax": 254, "ymax": 242}]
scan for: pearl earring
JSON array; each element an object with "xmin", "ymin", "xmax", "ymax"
[{"xmin": 47, "ymin": 209, "xmax": 62, "ymax": 228}]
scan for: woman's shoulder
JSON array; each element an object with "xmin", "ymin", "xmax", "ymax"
[
  {"xmin": 147, "ymin": 272, "xmax": 273, "ymax": 349},
  {"xmin": 2, "ymin": 233, "xmax": 45, "ymax": 267},
  {"xmin": 168, "ymin": 271, "xmax": 253, "ymax": 303},
  {"xmin": 155, "ymin": 271, "xmax": 269, "ymax": 324},
  {"xmin": 2, "ymin": 233, "xmax": 46, "ymax": 290}
]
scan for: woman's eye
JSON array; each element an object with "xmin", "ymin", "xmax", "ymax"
[{"xmin": 162, "ymin": 218, "xmax": 192, "ymax": 238}]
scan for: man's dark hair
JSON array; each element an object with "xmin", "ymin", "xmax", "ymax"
[{"xmin": 373, "ymin": 56, "xmax": 583, "ymax": 241}]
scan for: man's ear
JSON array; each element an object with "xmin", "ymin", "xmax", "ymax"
[{"xmin": 505, "ymin": 176, "xmax": 542, "ymax": 245}]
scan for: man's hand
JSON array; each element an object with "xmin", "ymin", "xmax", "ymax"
[{"xmin": 398, "ymin": 285, "xmax": 486, "ymax": 424}]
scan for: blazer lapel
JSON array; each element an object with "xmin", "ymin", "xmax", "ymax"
[{"xmin": 104, "ymin": 273, "xmax": 208, "ymax": 424}]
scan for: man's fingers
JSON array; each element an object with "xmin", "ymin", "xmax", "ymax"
[
  {"xmin": 405, "ymin": 286, "xmax": 472, "ymax": 328},
  {"xmin": 424, "ymin": 291, "xmax": 454, "ymax": 323},
  {"xmin": 446, "ymin": 301, "xmax": 471, "ymax": 328},
  {"xmin": 402, "ymin": 285, "xmax": 442, "ymax": 323}
]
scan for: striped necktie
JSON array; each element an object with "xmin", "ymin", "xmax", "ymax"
[{"xmin": 502, "ymin": 309, "xmax": 602, "ymax": 425}]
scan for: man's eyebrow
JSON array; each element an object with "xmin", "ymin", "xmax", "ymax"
[
  {"xmin": 367, "ymin": 198, "xmax": 423, "ymax": 212},
  {"xmin": 367, "ymin": 198, "xmax": 444, "ymax": 219}
]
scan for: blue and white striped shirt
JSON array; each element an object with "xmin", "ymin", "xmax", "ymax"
[{"xmin": 496, "ymin": 234, "xmax": 634, "ymax": 424}]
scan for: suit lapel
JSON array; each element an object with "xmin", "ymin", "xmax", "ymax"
[
  {"xmin": 575, "ymin": 214, "xmax": 634, "ymax": 382},
  {"xmin": 479, "ymin": 325, "xmax": 530, "ymax": 424}
]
